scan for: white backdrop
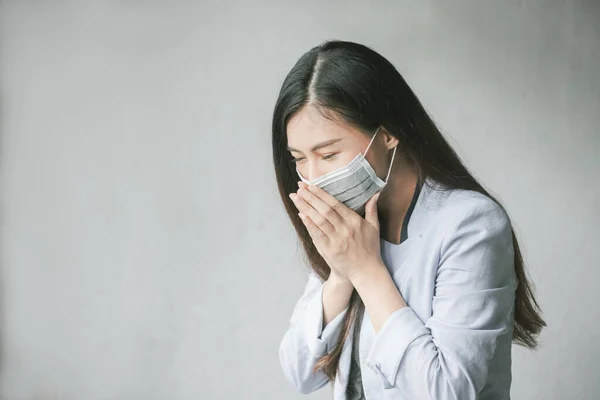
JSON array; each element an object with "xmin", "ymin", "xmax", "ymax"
[{"xmin": 1, "ymin": 1, "xmax": 598, "ymax": 399}]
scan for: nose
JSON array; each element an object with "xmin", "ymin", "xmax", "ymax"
[{"xmin": 299, "ymin": 161, "xmax": 324, "ymax": 182}]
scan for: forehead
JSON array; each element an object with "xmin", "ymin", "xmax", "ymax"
[{"xmin": 286, "ymin": 106, "xmax": 363, "ymax": 149}]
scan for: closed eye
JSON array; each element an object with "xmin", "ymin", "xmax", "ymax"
[{"xmin": 290, "ymin": 153, "xmax": 337, "ymax": 163}]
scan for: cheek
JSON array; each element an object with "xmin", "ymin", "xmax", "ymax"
[
  {"xmin": 296, "ymin": 155, "xmax": 352, "ymax": 181},
  {"xmin": 372, "ymin": 149, "xmax": 396, "ymax": 179},
  {"xmin": 335, "ymin": 153, "xmax": 357, "ymax": 167},
  {"xmin": 295, "ymin": 163, "xmax": 309, "ymax": 180}
]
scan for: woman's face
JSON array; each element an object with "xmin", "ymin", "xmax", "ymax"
[{"xmin": 286, "ymin": 106, "xmax": 398, "ymax": 182}]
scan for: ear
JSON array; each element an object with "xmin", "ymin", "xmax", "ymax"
[{"xmin": 381, "ymin": 128, "xmax": 399, "ymax": 151}]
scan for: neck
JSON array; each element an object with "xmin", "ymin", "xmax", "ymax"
[{"xmin": 377, "ymin": 161, "xmax": 418, "ymax": 245}]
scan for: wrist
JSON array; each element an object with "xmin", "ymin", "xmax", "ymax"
[
  {"xmin": 326, "ymin": 274, "xmax": 354, "ymax": 293},
  {"xmin": 349, "ymin": 260, "xmax": 388, "ymax": 290}
]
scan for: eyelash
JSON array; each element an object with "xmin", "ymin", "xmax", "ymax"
[{"xmin": 291, "ymin": 154, "xmax": 337, "ymax": 163}]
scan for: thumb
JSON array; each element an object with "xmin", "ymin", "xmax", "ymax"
[{"xmin": 364, "ymin": 192, "xmax": 381, "ymax": 231}]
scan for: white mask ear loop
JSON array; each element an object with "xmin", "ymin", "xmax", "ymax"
[
  {"xmin": 363, "ymin": 126, "xmax": 381, "ymax": 156},
  {"xmin": 363, "ymin": 126, "xmax": 397, "ymax": 184},
  {"xmin": 383, "ymin": 145, "xmax": 398, "ymax": 184}
]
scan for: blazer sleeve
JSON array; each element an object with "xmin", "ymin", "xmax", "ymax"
[
  {"xmin": 364, "ymin": 196, "xmax": 518, "ymax": 399},
  {"xmin": 279, "ymin": 270, "xmax": 349, "ymax": 394}
]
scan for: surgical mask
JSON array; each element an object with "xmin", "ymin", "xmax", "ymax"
[{"xmin": 296, "ymin": 127, "xmax": 397, "ymax": 215}]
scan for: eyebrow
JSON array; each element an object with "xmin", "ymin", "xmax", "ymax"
[{"xmin": 287, "ymin": 138, "xmax": 343, "ymax": 153}]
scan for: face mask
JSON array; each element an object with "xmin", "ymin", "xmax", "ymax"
[{"xmin": 296, "ymin": 127, "xmax": 397, "ymax": 215}]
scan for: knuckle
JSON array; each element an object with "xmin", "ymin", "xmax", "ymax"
[
  {"xmin": 346, "ymin": 227, "xmax": 356, "ymax": 239},
  {"xmin": 331, "ymin": 202, "xmax": 342, "ymax": 212},
  {"xmin": 303, "ymin": 191, "xmax": 314, "ymax": 202},
  {"xmin": 314, "ymin": 215, "xmax": 327, "ymax": 227},
  {"xmin": 330, "ymin": 239, "xmax": 342, "ymax": 252},
  {"xmin": 324, "ymin": 207, "xmax": 336, "ymax": 219},
  {"xmin": 336, "ymin": 238, "xmax": 348, "ymax": 252},
  {"xmin": 339, "ymin": 227, "xmax": 350, "ymax": 239}
]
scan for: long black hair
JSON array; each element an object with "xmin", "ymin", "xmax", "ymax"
[{"xmin": 272, "ymin": 40, "xmax": 545, "ymax": 381}]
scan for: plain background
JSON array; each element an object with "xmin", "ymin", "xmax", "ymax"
[{"xmin": 0, "ymin": 1, "xmax": 598, "ymax": 399}]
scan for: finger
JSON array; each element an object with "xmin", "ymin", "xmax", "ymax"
[
  {"xmin": 364, "ymin": 192, "xmax": 381, "ymax": 231},
  {"xmin": 305, "ymin": 183, "xmax": 357, "ymax": 221},
  {"xmin": 297, "ymin": 185, "xmax": 345, "ymax": 228},
  {"xmin": 298, "ymin": 212, "xmax": 331, "ymax": 246},
  {"xmin": 289, "ymin": 193, "xmax": 336, "ymax": 236}
]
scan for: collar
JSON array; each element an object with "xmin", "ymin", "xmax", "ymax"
[{"xmin": 399, "ymin": 179, "xmax": 423, "ymax": 243}]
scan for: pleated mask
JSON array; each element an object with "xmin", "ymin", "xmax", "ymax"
[{"xmin": 296, "ymin": 127, "xmax": 397, "ymax": 215}]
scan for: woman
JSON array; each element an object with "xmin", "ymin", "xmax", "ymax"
[{"xmin": 273, "ymin": 40, "xmax": 545, "ymax": 400}]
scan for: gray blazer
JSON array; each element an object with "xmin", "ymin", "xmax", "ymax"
[{"xmin": 279, "ymin": 178, "xmax": 518, "ymax": 399}]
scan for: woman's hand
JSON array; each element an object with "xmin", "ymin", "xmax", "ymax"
[{"xmin": 289, "ymin": 181, "xmax": 384, "ymax": 282}]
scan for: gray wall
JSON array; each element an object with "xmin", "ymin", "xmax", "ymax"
[{"xmin": 0, "ymin": 1, "xmax": 598, "ymax": 399}]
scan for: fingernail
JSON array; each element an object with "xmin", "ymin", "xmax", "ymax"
[{"xmin": 297, "ymin": 181, "xmax": 302, "ymax": 188}]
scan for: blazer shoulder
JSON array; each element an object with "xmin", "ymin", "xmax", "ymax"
[
  {"xmin": 437, "ymin": 188, "xmax": 511, "ymax": 235},
  {"xmin": 434, "ymin": 188, "xmax": 516, "ymax": 287}
]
